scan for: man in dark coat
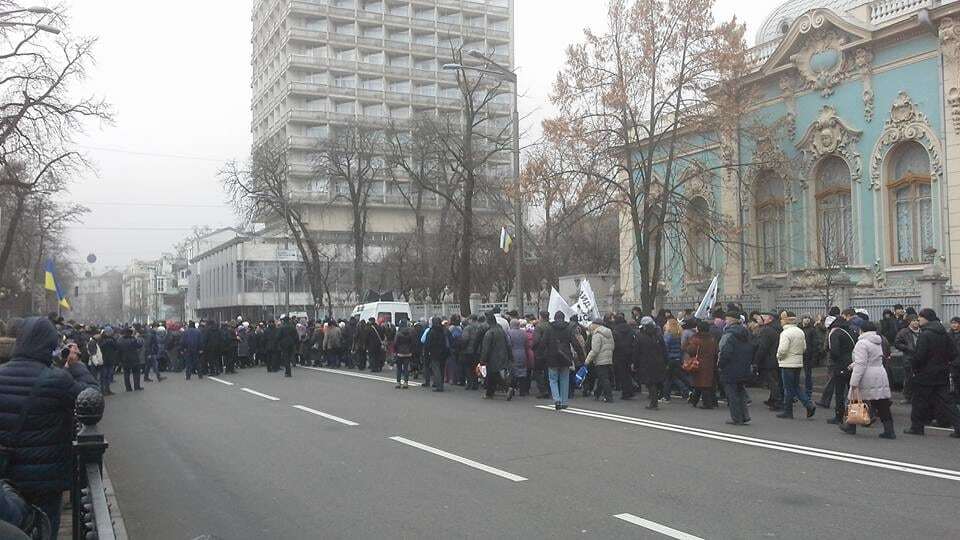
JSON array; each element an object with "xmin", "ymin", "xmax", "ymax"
[
  {"xmin": 221, "ymin": 322, "xmax": 238, "ymax": 374},
  {"xmin": 202, "ymin": 321, "xmax": 222, "ymax": 376},
  {"xmin": 422, "ymin": 317, "xmax": 450, "ymax": 392},
  {"xmin": 826, "ymin": 311, "xmax": 858, "ymax": 424},
  {"xmin": 753, "ymin": 313, "xmax": 782, "ymax": 411},
  {"xmin": 530, "ymin": 312, "xmax": 551, "ymax": 398},
  {"xmin": 97, "ymin": 327, "xmax": 120, "ymax": 394},
  {"xmin": 179, "ymin": 322, "xmax": 203, "ymax": 380},
  {"xmin": 611, "ymin": 314, "xmax": 637, "ymax": 400},
  {"xmin": 366, "ymin": 318, "xmax": 385, "ymax": 373},
  {"xmin": 894, "ymin": 314, "xmax": 920, "ymax": 403},
  {"xmin": 718, "ymin": 312, "xmax": 755, "ymax": 425},
  {"xmin": 635, "ymin": 317, "xmax": 667, "ymax": 410},
  {"xmin": 263, "ymin": 320, "xmax": 279, "ymax": 372},
  {"xmin": 277, "ymin": 318, "xmax": 298, "ymax": 377},
  {"xmin": 905, "ymin": 309, "xmax": 960, "ymax": 437},
  {"xmin": 117, "ymin": 328, "xmax": 144, "ymax": 392},
  {"xmin": 480, "ymin": 312, "xmax": 512, "ymax": 399},
  {"xmin": 465, "ymin": 316, "xmax": 490, "ymax": 391},
  {"xmin": 0, "ymin": 317, "xmax": 97, "ymax": 537}
]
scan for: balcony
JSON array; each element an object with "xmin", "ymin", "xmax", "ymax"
[{"xmin": 287, "ymin": 134, "xmax": 322, "ymax": 149}]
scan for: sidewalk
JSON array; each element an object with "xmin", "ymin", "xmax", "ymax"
[{"xmin": 58, "ymin": 462, "xmax": 128, "ymax": 540}]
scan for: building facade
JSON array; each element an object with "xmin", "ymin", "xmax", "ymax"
[
  {"xmin": 250, "ymin": 0, "xmax": 515, "ymax": 294},
  {"xmin": 72, "ymin": 270, "xmax": 123, "ymax": 324},
  {"xmin": 620, "ymin": 0, "xmax": 960, "ymax": 318},
  {"xmin": 121, "ymin": 255, "xmax": 186, "ymax": 323}
]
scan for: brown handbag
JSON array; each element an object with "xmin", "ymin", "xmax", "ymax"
[{"xmin": 845, "ymin": 388, "xmax": 872, "ymax": 426}]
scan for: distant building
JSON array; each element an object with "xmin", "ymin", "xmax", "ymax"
[
  {"xmin": 122, "ymin": 255, "xmax": 186, "ymax": 323},
  {"xmin": 187, "ymin": 228, "xmax": 316, "ymax": 322},
  {"xmin": 72, "ymin": 270, "xmax": 123, "ymax": 324}
]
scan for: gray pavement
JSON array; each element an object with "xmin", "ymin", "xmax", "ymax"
[{"xmin": 100, "ymin": 366, "xmax": 960, "ymax": 540}]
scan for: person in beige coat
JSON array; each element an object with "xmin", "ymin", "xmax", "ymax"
[
  {"xmin": 776, "ymin": 311, "xmax": 816, "ymax": 419},
  {"xmin": 586, "ymin": 319, "xmax": 614, "ymax": 403},
  {"xmin": 840, "ymin": 321, "xmax": 896, "ymax": 438}
]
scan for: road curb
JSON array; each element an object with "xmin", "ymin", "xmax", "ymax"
[{"xmin": 102, "ymin": 460, "xmax": 129, "ymax": 540}]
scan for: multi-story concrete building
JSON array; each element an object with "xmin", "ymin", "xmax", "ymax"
[{"xmin": 250, "ymin": 0, "xmax": 515, "ymax": 296}]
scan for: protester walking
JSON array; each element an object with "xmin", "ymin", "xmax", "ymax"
[
  {"xmin": 718, "ymin": 311, "xmax": 754, "ymax": 425},
  {"xmin": 479, "ymin": 312, "xmax": 512, "ymax": 399},
  {"xmin": 685, "ymin": 320, "xmax": 719, "ymax": 409},
  {"xmin": 904, "ymin": 309, "xmax": 960, "ymax": 437},
  {"xmin": 635, "ymin": 317, "xmax": 667, "ymax": 410},
  {"xmin": 776, "ymin": 312, "xmax": 816, "ymax": 419},
  {"xmin": 839, "ymin": 322, "xmax": 896, "ymax": 438},
  {"xmin": 585, "ymin": 318, "xmax": 614, "ymax": 403}
]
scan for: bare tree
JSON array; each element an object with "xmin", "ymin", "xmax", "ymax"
[
  {"xmin": 549, "ymin": 0, "xmax": 751, "ymax": 311},
  {"xmin": 313, "ymin": 121, "xmax": 384, "ymax": 299},
  {"xmin": 0, "ymin": 4, "xmax": 111, "ymax": 286},
  {"xmin": 221, "ymin": 144, "xmax": 331, "ymax": 315}
]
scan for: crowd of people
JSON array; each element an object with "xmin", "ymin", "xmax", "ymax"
[{"xmin": 0, "ymin": 300, "xmax": 959, "ymax": 538}]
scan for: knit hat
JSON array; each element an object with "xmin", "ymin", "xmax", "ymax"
[
  {"xmin": 919, "ymin": 308, "xmax": 939, "ymax": 322},
  {"xmin": 640, "ymin": 316, "xmax": 656, "ymax": 327}
]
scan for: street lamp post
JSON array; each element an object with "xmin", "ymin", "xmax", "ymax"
[{"xmin": 443, "ymin": 50, "xmax": 523, "ymax": 315}]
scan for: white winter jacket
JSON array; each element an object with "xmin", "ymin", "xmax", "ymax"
[
  {"xmin": 776, "ymin": 324, "xmax": 806, "ymax": 368},
  {"xmin": 848, "ymin": 332, "xmax": 891, "ymax": 401}
]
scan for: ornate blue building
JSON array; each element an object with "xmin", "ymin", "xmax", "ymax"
[{"xmin": 620, "ymin": 0, "xmax": 960, "ymax": 316}]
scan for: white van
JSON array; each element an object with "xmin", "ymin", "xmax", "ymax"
[{"xmin": 351, "ymin": 302, "xmax": 412, "ymax": 325}]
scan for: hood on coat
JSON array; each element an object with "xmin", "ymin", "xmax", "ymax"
[
  {"xmin": 858, "ymin": 331, "xmax": 882, "ymax": 346},
  {"xmin": 592, "ymin": 325, "xmax": 613, "ymax": 339},
  {"xmin": 725, "ymin": 323, "xmax": 749, "ymax": 341},
  {"xmin": 922, "ymin": 321, "xmax": 947, "ymax": 336},
  {"xmin": 11, "ymin": 316, "xmax": 58, "ymax": 364}
]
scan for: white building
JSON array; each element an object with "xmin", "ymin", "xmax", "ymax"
[
  {"xmin": 250, "ymin": 0, "xmax": 516, "ymax": 294},
  {"xmin": 121, "ymin": 255, "xmax": 186, "ymax": 323},
  {"xmin": 72, "ymin": 270, "xmax": 123, "ymax": 324}
]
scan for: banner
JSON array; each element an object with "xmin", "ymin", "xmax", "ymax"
[
  {"xmin": 571, "ymin": 280, "xmax": 601, "ymax": 322},
  {"xmin": 694, "ymin": 275, "xmax": 719, "ymax": 320},
  {"xmin": 548, "ymin": 288, "xmax": 575, "ymax": 320}
]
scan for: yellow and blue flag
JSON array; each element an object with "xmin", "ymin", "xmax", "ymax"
[{"xmin": 43, "ymin": 259, "xmax": 71, "ymax": 310}]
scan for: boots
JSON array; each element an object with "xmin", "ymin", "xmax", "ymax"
[
  {"xmin": 776, "ymin": 405, "xmax": 794, "ymax": 419},
  {"xmin": 879, "ymin": 420, "xmax": 896, "ymax": 439},
  {"xmin": 839, "ymin": 422, "xmax": 857, "ymax": 435}
]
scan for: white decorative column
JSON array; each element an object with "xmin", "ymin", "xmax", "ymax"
[{"xmin": 940, "ymin": 18, "xmax": 960, "ymax": 286}]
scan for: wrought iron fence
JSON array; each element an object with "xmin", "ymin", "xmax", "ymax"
[{"xmin": 72, "ymin": 388, "xmax": 117, "ymax": 540}]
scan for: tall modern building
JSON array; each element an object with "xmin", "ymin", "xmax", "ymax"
[{"xmin": 250, "ymin": 0, "xmax": 515, "ymax": 297}]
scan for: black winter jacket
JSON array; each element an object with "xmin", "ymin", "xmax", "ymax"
[
  {"xmin": 912, "ymin": 321, "xmax": 954, "ymax": 386},
  {"xmin": 0, "ymin": 317, "xmax": 98, "ymax": 499},
  {"xmin": 116, "ymin": 335, "xmax": 143, "ymax": 368},
  {"xmin": 719, "ymin": 323, "xmax": 755, "ymax": 384},
  {"xmin": 753, "ymin": 324, "xmax": 780, "ymax": 370}
]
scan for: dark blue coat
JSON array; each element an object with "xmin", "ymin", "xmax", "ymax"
[
  {"xmin": 179, "ymin": 328, "xmax": 203, "ymax": 360},
  {"xmin": 0, "ymin": 317, "xmax": 98, "ymax": 499},
  {"xmin": 718, "ymin": 324, "xmax": 755, "ymax": 384}
]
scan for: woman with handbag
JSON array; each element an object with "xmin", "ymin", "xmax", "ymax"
[
  {"xmin": 684, "ymin": 320, "xmax": 719, "ymax": 409},
  {"xmin": 840, "ymin": 321, "xmax": 896, "ymax": 438}
]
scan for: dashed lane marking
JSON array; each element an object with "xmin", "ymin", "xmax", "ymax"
[
  {"xmin": 207, "ymin": 377, "xmax": 234, "ymax": 386},
  {"xmin": 613, "ymin": 513, "xmax": 704, "ymax": 540},
  {"xmin": 240, "ymin": 388, "xmax": 280, "ymax": 401},
  {"xmin": 291, "ymin": 405, "xmax": 359, "ymax": 426},
  {"xmin": 388, "ymin": 436, "xmax": 527, "ymax": 482}
]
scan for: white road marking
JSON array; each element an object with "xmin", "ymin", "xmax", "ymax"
[
  {"xmin": 301, "ymin": 366, "xmax": 423, "ymax": 386},
  {"xmin": 389, "ymin": 436, "xmax": 527, "ymax": 482},
  {"xmin": 207, "ymin": 377, "xmax": 234, "ymax": 386},
  {"xmin": 537, "ymin": 406, "xmax": 960, "ymax": 482},
  {"xmin": 240, "ymin": 388, "xmax": 280, "ymax": 401},
  {"xmin": 292, "ymin": 405, "xmax": 359, "ymax": 426},
  {"xmin": 613, "ymin": 513, "xmax": 704, "ymax": 540}
]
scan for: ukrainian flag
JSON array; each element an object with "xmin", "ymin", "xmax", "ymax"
[{"xmin": 44, "ymin": 259, "xmax": 71, "ymax": 310}]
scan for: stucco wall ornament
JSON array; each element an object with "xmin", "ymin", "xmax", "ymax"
[
  {"xmin": 939, "ymin": 17, "xmax": 960, "ymax": 135},
  {"xmin": 869, "ymin": 91, "xmax": 944, "ymax": 191},
  {"xmin": 855, "ymin": 48, "xmax": 874, "ymax": 123},
  {"xmin": 792, "ymin": 29, "xmax": 847, "ymax": 97},
  {"xmin": 796, "ymin": 106, "xmax": 863, "ymax": 184},
  {"xmin": 779, "ymin": 75, "xmax": 799, "ymax": 140}
]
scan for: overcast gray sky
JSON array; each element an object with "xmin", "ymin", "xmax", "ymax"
[{"xmin": 63, "ymin": 0, "xmax": 769, "ymax": 270}]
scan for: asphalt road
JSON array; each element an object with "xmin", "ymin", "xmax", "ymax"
[{"xmin": 99, "ymin": 365, "xmax": 960, "ymax": 540}]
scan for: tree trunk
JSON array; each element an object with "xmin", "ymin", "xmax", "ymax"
[{"xmin": 0, "ymin": 192, "xmax": 27, "ymax": 285}]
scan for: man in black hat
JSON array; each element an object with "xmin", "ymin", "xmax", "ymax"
[
  {"xmin": 904, "ymin": 308, "xmax": 960, "ymax": 437},
  {"xmin": 754, "ymin": 312, "xmax": 782, "ymax": 411}
]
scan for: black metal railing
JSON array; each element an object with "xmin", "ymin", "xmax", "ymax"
[{"xmin": 71, "ymin": 388, "xmax": 117, "ymax": 540}]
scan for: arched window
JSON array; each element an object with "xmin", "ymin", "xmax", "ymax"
[
  {"xmin": 887, "ymin": 142, "xmax": 933, "ymax": 264},
  {"xmin": 815, "ymin": 156, "xmax": 854, "ymax": 265},
  {"xmin": 755, "ymin": 172, "xmax": 786, "ymax": 273},
  {"xmin": 687, "ymin": 196, "xmax": 711, "ymax": 278}
]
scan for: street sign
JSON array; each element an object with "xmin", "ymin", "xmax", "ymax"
[{"xmin": 277, "ymin": 249, "xmax": 300, "ymax": 262}]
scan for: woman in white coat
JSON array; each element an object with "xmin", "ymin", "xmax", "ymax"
[{"xmin": 840, "ymin": 321, "xmax": 896, "ymax": 439}]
